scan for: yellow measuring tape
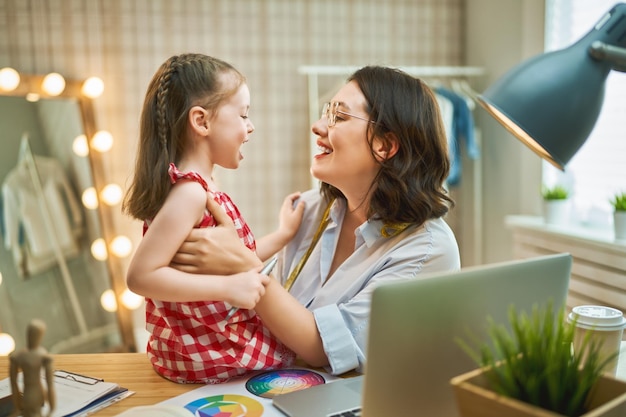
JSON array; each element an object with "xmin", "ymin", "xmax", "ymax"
[
  {"xmin": 282, "ymin": 197, "xmax": 412, "ymax": 292},
  {"xmin": 283, "ymin": 199, "xmax": 334, "ymax": 291}
]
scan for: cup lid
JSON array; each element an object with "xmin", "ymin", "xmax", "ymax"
[{"xmin": 568, "ymin": 305, "xmax": 626, "ymax": 330}]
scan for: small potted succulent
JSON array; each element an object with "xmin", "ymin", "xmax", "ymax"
[
  {"xmin": 542, "ymin": 185, "xmax": 570, "ymax": 226},
  {"xmin": 610, "ymin": 192, "xmax": 626, "ymax": 240},
  {"xmin": 450, "ymin": 303, "xmax": 626, "ymax": 417}
]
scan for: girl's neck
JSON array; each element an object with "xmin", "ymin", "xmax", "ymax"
[{"xmin": 177, "ymin": 158, "xmax": 217, "ymax": 189}]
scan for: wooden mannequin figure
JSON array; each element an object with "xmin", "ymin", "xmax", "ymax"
[{"xmin": 8, "ymin": 319, "xmax": 55, "ymax": 417}]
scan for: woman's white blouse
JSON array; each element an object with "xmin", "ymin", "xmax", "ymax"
[{"xmin": 277, "ymin": 189, "xmax": 461, "ymax": 375}]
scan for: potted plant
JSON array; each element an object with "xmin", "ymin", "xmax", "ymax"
[
  {"xmin": 450, "ymin": 303, "xmax": 626, "ymax": 417},
  {"xmin": 542, "ymin": 185, "xmax": 570, "ymax": 226},
  {"xmin": 610, "ymin": 192, "xmax": 626, "ymax": 240}
]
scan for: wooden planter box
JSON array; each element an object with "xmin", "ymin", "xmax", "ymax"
[{"xmin": 450, "ymin": 367, "xmax": 626, "ymax": 417}]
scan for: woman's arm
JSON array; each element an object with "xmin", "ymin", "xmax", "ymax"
[
  {"xmin": 181, "ymin": 195, "xmax": 328, "ymax": 366},
  {"xmin": 126, "ymin": 183, "xmax": 268, "ymax": 307},
  {"xmin": 254, "ymin": 278, "xmax": 329, "ymax": 367},
  {"xmin": 171, "ymin": 192, "xmax": 305, "ymax": 272},
  {"xmin": 255, "ymin": 192, "xmax": 305, "ymax": 261},
  {"xmin": 170, "ymin": 196, "xmax": 263, "ymax": 275}
]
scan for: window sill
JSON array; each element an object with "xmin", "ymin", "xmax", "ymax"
[
  {"xmin": 505, "ymin": 215, "xmax": 626, "ymax": 254},
  {"xmin": 505, "ymin": 215, "xmax": 626, "ymax": 313}
]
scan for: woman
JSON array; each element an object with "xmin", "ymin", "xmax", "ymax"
[{"xmin": 173, "ymin": 65, "xmax": 461, "ymax": 375}]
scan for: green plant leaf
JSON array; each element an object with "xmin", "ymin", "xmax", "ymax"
[
  {"xmin": 455, "ymin": 301, "xmax": 617, "ymax": 416},
  {"xmin": 542, "ymin": 185, "xmax": 570, "ymax": 200},
  {"xmin": 610, "ymin": 192, "xmax": 626, "ymax": 211}
]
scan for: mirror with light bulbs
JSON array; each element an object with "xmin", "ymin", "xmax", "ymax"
[{"xmin": 0, "ymin": 70, "xmax": 136, "ymax": 354}]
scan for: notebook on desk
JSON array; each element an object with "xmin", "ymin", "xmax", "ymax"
[{"xmin": 273, "ymin": 253, "xmax": 572, "ymax": 417}]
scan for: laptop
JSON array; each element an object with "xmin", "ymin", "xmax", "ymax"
[{"xmin": 272, "ymin": 253, "xmax": 572, "ymax": 417}]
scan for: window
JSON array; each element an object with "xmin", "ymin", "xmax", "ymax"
[{"xmin": 544, "ymin": 0, "xmax": 626, "ymax": 228}]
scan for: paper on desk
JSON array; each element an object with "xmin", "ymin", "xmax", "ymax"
[
  {"xmin": 0, "ymin": 371, "xmax": 122, "ymax": 417},
  {"xmin": 159, "ymin": 367, "xmax": 340, "ymax": 416}
]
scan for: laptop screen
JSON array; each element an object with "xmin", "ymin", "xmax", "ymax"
[{"xmin": 361, "ymin": 253, "xmax": 571, "ymax": 417}]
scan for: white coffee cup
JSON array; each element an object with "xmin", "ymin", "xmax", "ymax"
[{"xmin": 568, "ymin": 305, "xmax": 626, "ymax": 375}]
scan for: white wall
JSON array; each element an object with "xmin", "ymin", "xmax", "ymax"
[{"xmin": 465, "ymin": 0, "xmax": 546, "ymax": 263}]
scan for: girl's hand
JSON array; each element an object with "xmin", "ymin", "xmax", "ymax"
[
  {"xmin": 171, "ymin": 195, "xmax": 262, "ymax": 274},
  {"xmin": 254, "ymin": 192, "xmax": 305, "ymax": 261},
  {"xmin": 277, "ymin": 192, "xmax": 305, "ymax": 241},
  {"xmin": 226, "ymin": 268, "xmax": 271, "ymax": 309}
]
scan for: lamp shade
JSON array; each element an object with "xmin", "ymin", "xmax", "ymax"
[{"xmin": 478, "ymin": 3, "xmax": 626, "ymax": 170}]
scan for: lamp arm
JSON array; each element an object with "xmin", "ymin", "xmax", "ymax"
[{"xmin": 589, "ymin": 41, "xmax": 626, "ymax": 72}]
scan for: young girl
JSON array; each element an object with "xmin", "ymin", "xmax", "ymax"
[{"xmin": 122, "ymin": 53, "xmax": 302, "ymax": 383}]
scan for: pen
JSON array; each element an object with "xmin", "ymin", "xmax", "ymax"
[{"xmin": 224, "ymin": 256, "xmax": 278, "ymax": 321}]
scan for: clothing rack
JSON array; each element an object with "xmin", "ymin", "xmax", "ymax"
[
  {"xmin": 298, "ymin": 65, "xmax": 485, "ymax": 128},
  {"xmin": 297, "ymin": 65, "xmax": 486, "ymax": 266}
]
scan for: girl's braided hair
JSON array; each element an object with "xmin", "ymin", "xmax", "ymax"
[{"xmin": 123, "ymin": 54, "xmax": 245, "ymax": 221}]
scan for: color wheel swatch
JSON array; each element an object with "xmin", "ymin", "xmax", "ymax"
[
  {"xmin": 184, "ymin": 394, "xmax": 264, "ymax": 417},
  {"xmin": 245, "ymin": 369, "xmax": 326, "ymax": 399}
]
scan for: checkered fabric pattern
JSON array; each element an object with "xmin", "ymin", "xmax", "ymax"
[{"xmin": 144, "ymin": 164, "xmax": 295, "ymax": 383}]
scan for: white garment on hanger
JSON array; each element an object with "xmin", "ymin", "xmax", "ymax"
[
  {"xmin": 435, "ymin": 92, "xmax": 454, "ymax": 151},
  {"xmin": 2, "ymin": 155, "xmax": 83, "ymax": 277}
]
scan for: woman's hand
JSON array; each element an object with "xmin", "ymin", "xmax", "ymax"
[{"xmin": 170, "ymin": 195, "xmax": 262, "ymax": 275}]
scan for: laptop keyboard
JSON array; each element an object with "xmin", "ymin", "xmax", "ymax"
[{"xmin": 327, "ymin": 407, "xmax": 362, "ymax": 417}]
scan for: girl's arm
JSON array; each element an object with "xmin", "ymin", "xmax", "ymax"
[
  {"xmin": 255, "ymin": 192, "xmax": 305, "ymax": 261},
  {"xmin": 126, "ymin": 182, "xmax": 268, "ymax": 308},
  {"xmin": 171, "ymin": 192, "xmax": 304, "ymax": 272}
]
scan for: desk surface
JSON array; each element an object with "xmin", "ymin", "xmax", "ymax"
[
  {"xmin": 1, "ymin": 349, "xmax": 625, "ymax": 415},
  {"xmin": 0, "ymin": 353, "xmax": 198, "ymax": 416}
]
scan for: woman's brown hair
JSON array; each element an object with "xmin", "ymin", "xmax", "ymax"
[
  {"xmin": 123, "ymin": 53, "xmax": 245, "ymax": 221},
  {"xmin": 321, "ymin": 65, "xmax": 453, "ymax": 227}
]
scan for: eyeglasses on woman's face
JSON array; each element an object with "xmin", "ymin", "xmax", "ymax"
[{"xmin": 321, "ymin": 102, "xmax": 375, "ymax": 127}]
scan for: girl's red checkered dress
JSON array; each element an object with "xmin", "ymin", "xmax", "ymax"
[{"xmin": 143, "ymin": 164, "xmax": 295, "ymax": 384}]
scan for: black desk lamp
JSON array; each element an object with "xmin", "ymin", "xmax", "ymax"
[{"xmin": 477, "ymin": 2, "xmax": 626, "ymax": 171}]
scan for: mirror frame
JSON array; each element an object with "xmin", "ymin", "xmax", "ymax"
[{"xmin": 1, "ymin": 74, "xmax": 136, "ymax": 352}]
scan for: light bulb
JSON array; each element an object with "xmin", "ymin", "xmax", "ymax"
[
  {"xmin": 0, "ymin": 67, "xmax": 20, "ymax": 91},
  {"xmin": 41, "ymin": 72, "xmax": 66, "ymax": 96},
  {"xmin": 91, "ymin": 238, "xmax": 108, "ymax": 261},
  {"xmin": 0, "ymin": 333, "xmax": 15, "ymax": 356},
  {"xmin": 72, "ymin": 134, "xmax": 89, "ymax": 157},
  {"xmin": 91, "ymin": 130, "xmax": 113, "ymax": 153},
  {"xmin": 110, "ymin": 235, "xmax": 132, "ymax": 258},
  {"xmin": 121, "ymin": 289, "xmax": 143, "ymax": 310},
  {"xmin": 81, "ymin": 76, "xmax": 104, "ymax": 98},
  {"xmin": 100, "ymin": 184, "xmax": 123, "ymax": 206},
  {"xmin": 100, "ymin": 289, "xmax": 118, "ymax": 312},
  {"xmin": 81, "ymin": 187, "xmax": 99, "ymax": 210},
  {"xmin": 25, "ymin": 93, "xmax": 40, "ymax": 102}
]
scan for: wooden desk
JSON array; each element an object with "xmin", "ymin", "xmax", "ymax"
[
  {"xmin": 2, "ymin": 349, "xmax": 624, "ymax": 415},
  {"xmin": 0, "ymin": 353, "xmax": 357, "ymax": 415},
  {"xmin": 0, "ymin": 353, "xmax": 198, "ymax": 416}
]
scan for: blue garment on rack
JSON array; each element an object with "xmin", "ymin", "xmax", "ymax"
[{"xmin": 435, "ymin": 87, "xmax": 480, "ymax": 187}]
